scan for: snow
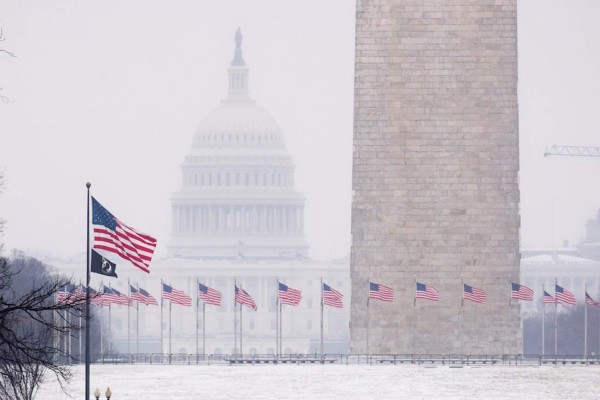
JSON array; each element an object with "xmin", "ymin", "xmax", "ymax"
[{"xmin": 36, "ymin": 364, "xmax": 600, "ymax": 400}]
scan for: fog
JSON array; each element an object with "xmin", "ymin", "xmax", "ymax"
[{"xmin": 0, "ymin": 0, "xmax": 599, "ymax": 261}]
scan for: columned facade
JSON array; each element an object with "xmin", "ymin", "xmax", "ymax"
[{"xmin": 168, "ymin": 29, "xmax": 309, "ymax": 259}]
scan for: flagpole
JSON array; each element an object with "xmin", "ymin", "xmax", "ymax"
[
  {"xmin": 85, "ymin": 182, "xmax": 91, "ymax": 400},
  {"xmin": 160, "ymin": 278, "xmax": 163, "ymax": 360},
  {"xmin": 508, "ymin": 275, "xmax": 511, "ymax": 356},
  {"xmin": 279, "ymin": 296, "xmax": 283, "ymax": 357},
  {"xmin": 554, "ymin": 278, "xmax": 558, "ymax": 357},
  {"xmin": 79, "ymin": 282, "xmax": 82, "ymax": 363},
  {"xmin": 542, "ymin": 284, "xmax": 545, "ymax": 356},
  {"xmin": 169, "ymin": 282, "xmax": 172, "ymax": 364},
  {"xmin": 460, "ymin": 275, "xmax": 464, "ymax": 363},
  {"xmin": 127, "ymin": 278, "xmax": 131, "ymax": 359},
  {"xmin": 100, "ymin": 303, "xmax": 103, "ymax": 361},
  {"xmin": 366, "ymin": 280, "xmax": 370, "ymax": 361},
  {"xmin": 413, "ymin": 275, "xmax": 417, "ymax": 353},
  {"xmin": 584, "ymin": 283, "xmax": 588, "ymax": 358},
  {"xmin": 240, "ymin": 294, "xmax": 244, "ymax": 357},
  {"xmin": 234, "ymin": 278, "xmax": 237, "ymax": 357},
  {"xmin": 108, "ymin": 282, "xmax": 112, "ymax": 357},
  {"xmin": 136, "ymin": 282, "xmax": 140, "ymax": 356},
  {"xmin": 196, "ymin": 278, "xmax": 199, "ymax": 360},
  {"xmin": 203, "ymin": 300, "xmax": 206, "ymax": 361},
  {"xmin": 276, "ymin": 277, "xmax": 279, "ymax": 359},
  {"xmin": 320, "ymin": 277, "xmax": 324, "ymax": 360}
]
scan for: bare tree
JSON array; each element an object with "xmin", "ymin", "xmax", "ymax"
[
  {"xmin": 0, "ymin": 173, "xmax": 88, "ymax": 400},
  {"xmin": 0, "ymin": 252, "xmax": 87, "ymax": 400},
  {"xmin": 0, "ymin": 27, "xmax": 16, "ymax": 104}
]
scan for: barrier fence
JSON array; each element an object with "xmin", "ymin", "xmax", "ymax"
[{"xmin": 75, "ymin": 353, "xmax": 600, "ymax": 366}]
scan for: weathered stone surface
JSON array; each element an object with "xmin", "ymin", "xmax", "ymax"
[{"xmin": 350, "ymin": 0, "xmax": 521, "ymax": 354}]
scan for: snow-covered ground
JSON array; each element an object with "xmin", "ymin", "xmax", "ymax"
[{"xmin": 37, "ymin": 364, "xmax": 600, "ymax": 400}]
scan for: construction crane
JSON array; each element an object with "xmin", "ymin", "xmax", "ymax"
[{"xmin": 543, "ymin": 145, "xmax": 600, "ymax": 158}]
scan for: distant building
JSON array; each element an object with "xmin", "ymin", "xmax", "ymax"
[
  {"xmin": 54, "ymin": 30, "xmax": 349, "ymax": 357},
  {"xmin": 520, "ymin": 253, "xmax": 600, "ymax": 315},
  {"xmin": 579, "ymin": 209, "xmax": 600, "ymax": 261},
  {"xmin": 350, "ymin": 2, "xmax": 521, "ymax": 354}
]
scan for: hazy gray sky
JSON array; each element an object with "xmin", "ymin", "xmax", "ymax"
[{"xmin": 0, "ymin": 1, "xmax": 599, "ymax": 261}]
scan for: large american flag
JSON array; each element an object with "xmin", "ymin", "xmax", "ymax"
[
  {"xmin": 278, "ymin": 282, "xmax": 302, "ymax": 306},
  {"xmin": 322, "ymin": 283, "xmax": 343, "ymax": 308},
  {"xmin": 92, "ymin": 197, "xmax": 157, "ymax": 274},
  {"xmin": 235, "ymin": 286, "xmax": 257, "ymax": 310},
  {"xmin": 543, "ymin": 290, "xmax": 557, "ymax": 304},
  {"xmin": 415, "ymin": 282, "xmax": 439, "ymax": 301},
  {"xmin": 162, "ymin": 283, "xmax": 192, "ymax": 306},
  {"xmin": 463, "ymin": 284, "xmax": 486, "ymax": 304},
  {"xmin": 369, "ymin": 282, "xmax": 393, "ymax": 302},
  {"xmin": 585, "ymin": 292, "xmax": 600, "ymax": 306},
  {"xmin": 511, "ymin": 282, "xmax": 533, "ymax": 301},
  {"xmin": 555, "ymin": 284, "xmax": 576, "ymax": 305},
  {"xmin": 199, "ymin": 283, "xmax": 222, "ymax": 306}
]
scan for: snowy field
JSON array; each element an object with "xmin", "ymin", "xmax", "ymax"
[{"xmin": 36, "ymin": 364, "xmax": 600, "ymax": 400}]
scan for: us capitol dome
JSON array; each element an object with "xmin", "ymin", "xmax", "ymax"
[{"xmin": 168, "ymin": 29, "xmax": 309, "ymax": 259}]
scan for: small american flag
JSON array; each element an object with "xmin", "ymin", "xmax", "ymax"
[
  {"xmin": 322, "ymin": 283, "xmax": 343, "ymax": 308},
  {"xmin": 92, "ymin": 197, "xmax": 157, "ymax": 274},
  {"xmin": 369, "ymin": 282, "xmax": 393, "ymax": 302},
  {"xmin": 278, "ymin": 282, "xmax": 302, "ymax": 306},
  {"xmin": 163, "ymin": 283, "xmax": 192, "ymax": 306},
  {"xmin": 415, "ymin": 282, "xmax": 439, "ymax": 301},
  {"xmin": 463, "ymin": 284, "xmax": 486, "ymax": 304},
  {"xmin": 585, "ymin": 292, "xmax": 600, "ymax": 306},
  {"xmin": 235, "ymin": 286, "xmax": 257, "ymax": 310},
  {"xmin": 85, "ymin": 286, "xmax": 103, "ymax": 306},
  {"xmin": 101, "ymin": 286, "xmax": 122, "ymax": 306},
  {"xmin": 135, "ymin": 286, "xmax": 158, "ymax": 306},
  {"xmin": 111, "ymin": 287, "xmax": 130, "ymax": 306},
  {"xmin": 555, "ymin": 284, "xmax": 576, "ymax": 305},
  {"xmin": 511, "ymin": 283, "xmax": 533, "ymax": 301},
  {"xmin": 199, "ymin": 283, "xmax": 222, "ymax": 306},
  {"xmin": 56, "ymin": 283, "xmax": 75, "ymax": 303},
  {"xmin": 543, "ymin": 290, "xmax": 557, "ymax": 304}
]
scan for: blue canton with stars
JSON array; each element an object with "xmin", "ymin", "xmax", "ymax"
[{"xmin": 92, "ymin": 197, "xmax": 117, "ymax": 230}]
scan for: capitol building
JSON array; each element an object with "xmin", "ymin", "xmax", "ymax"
[{"xmin": 56, "ymin": 30, "xmax": 350, "ymax": 357}]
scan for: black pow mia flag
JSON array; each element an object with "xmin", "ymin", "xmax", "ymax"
[{"xmin": 91, "ymin": 250, "xmax": 118, "ymax": 278}]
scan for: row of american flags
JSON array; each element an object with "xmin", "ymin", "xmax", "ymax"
[
  {"xmin": 59, "ymin": 280, "xmax": 600, "ymax": 308},
  {"xmin": 57, "ymin": 281, "xmax": 345, "ymax": 309},
  {"xmin": 371, "ymin": 281, "xmax": 600, "ymax": 306},
  {"xmin": 86, "ymin": 197, "xmax": 600, "ymax": 308}
]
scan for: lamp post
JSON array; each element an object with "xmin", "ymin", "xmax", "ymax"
[{"xmin": 93, "ymin": 387, "xmax": 112, "ymax": 400}]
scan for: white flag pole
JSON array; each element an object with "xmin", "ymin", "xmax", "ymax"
[
  {"xmin": 584, "ymin": 283, "xmax": 588, "ymax": 359},
  {"xmin": 320, "ymin": 277, "xmax": 324, "ymax": 360},
  {"xmin": 108, "ymin": 282, "xmax": 112, "ymax": 357},
  {"xmin": 276, "ymin": 278, "xmax": 279, "ymax": 359},
  {"xmin": 366, "ymin": 280, "xmax": 370, "ymax": 360},
  {"xmin": 127, "ymin": 278, "xmax": 131, "ymax": 358},
  {"xmin": 160, "ymin": 279, "xmax": 163, "ymax": 359},
  {"xmin": 169, "ymin": 282, "xmax": 172, "ymax": 364},
  {"xmin": 234, "ymin": 278, "xmax": 237, "ymax": 357},
  {"xmin": 460, "ymin": 275, "xmax": 464, "ymax": 363},
  {"xmin": 554, "ymin": 278, "xmax": 558, "ymax": 358},
  {"xmin": 136, "ymin": 282, "xmax": 140, "ymax": 356},
  {"xmin": 542, "ymin": 284, "xmax": 545, "ymax": 356},
  {"xmin": 196, "ymin": 278, "xmax": 199, "ymax": 359},
  {"xmin": 508, "ymin": 275, "xmax": 511, "ymax": 355}
]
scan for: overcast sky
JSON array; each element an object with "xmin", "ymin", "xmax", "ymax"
[{"xmin": 0, "ymin": 1, "xmax": 599, "ymax": 262}]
